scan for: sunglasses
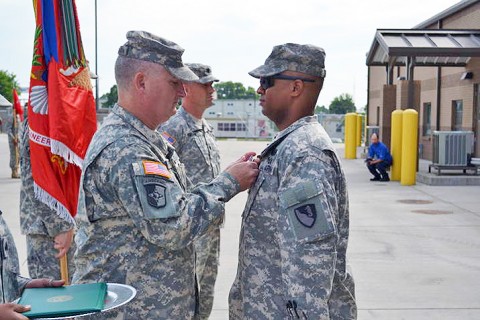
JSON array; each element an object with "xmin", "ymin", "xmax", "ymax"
[{"xmin": 259, "ymin": 74, "xmax": 315, "ymax": 90}]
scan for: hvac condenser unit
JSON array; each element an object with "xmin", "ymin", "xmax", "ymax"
[{"xmin": 432, "ymin": 131, "xmax": 474, "ymax": 166}]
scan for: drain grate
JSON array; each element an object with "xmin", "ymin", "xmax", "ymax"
[
  {"xmin": 411, "ymin": 209, "xmax": 452, "ymax": 215},
  {"xmin": 397, "ymin": 199, "xmax": 433, "ymax": 205}
]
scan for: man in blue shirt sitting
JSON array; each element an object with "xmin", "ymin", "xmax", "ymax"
[{"xmin": 366, "ymin": 133, "xmax": 393, "ymax": 181}]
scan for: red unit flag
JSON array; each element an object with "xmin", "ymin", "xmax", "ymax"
[{"xmin": 28, "ymin": 0, "xmax": 97, "ymax": 222}]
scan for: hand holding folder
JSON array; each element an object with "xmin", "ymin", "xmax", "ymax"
[{"xmin": 18, "ymin": 283, "xmax": 107, "ymax": 319}]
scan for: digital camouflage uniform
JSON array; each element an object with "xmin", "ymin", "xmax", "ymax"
[
  {"xmin": 160, "ymin": 105, "xmax": 221, "ymax": 319},
  {"xmin": 0, "ymin": 211, "xmax": 30, "ymax": 303},
  {"xmin": 73, "ymin": 104, "xmax": 240, "ymax": 319},
  {"xmin": 5, "ymin": 113, "xmax": 20, "ymax": 178},
  {"xmin": 19, "ymin": 118, "xmax": 76, "ymax": 280},
  {"xmin": 229, "ymin": 117, "xmax": 357, "ymax": 319},
  {"xmin": 229, "ymin": 43, "xmax": 356, "ymax": 319}
]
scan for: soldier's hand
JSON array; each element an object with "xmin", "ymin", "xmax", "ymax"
[
  {"xmin": 26, "ymin": 278, "xmax": 65, "ymax": 289},
  {"xmin": 54, "ymin": 229, "xmax": 74, "ymax": 258},
  {"xmin": 225, "ymin": 152, "xmax": 259, "ymax": 192},
  {"xmin": 0, "ymin": 303, "xmax": 31, "ymax": 320}
]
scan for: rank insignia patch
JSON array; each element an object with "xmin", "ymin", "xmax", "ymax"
[
  {"xmin": 294, "ymin": 204, "xmax": 317, "ymax": 228},
  {"xmin": 144, "ymin": 182, "xmax": 167, "ymax": 208},
  {"xmin": 142, "ymin": 160, "xmax": 172, "ymax": 179}
]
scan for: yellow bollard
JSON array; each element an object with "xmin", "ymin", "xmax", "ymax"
[
  {"xmin": 400, "ymin": 109, "xmax": 418, "ymax": 185},
  {"xmin": 356, "ymin": 114, "xmax": 362, "ymax": 147},
  {"xmin": 344, "ymin": 113, "xmax": 357, "ymax": 159},
  {"xmin": 390, "ymin": 110, "xmax": 403, "ymax": 181}
]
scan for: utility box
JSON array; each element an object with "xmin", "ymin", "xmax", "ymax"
[{"xmin": 432, "ymin": 131, "xmax": 474, "ymax": 166}]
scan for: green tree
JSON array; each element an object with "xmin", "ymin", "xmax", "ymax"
[
  {"xmin": 214, "ymin": 81, "xmax": 259, "ymax": 99},
  {"xmin": 0, "ymin": 70, "xmax": 20, "ymax": 103},
  {"xmin": 314, "ymin": 105, "xmax": 328, "ymax": 114},
  {"xmin": 328, "ymin": 93, "xmax": 356, "ymax": 114},
  {"xmin": 100, "ymin": 85, "xmax": 118, "ymax": 108}
]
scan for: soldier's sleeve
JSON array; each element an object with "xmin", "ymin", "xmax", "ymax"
[
  {"xmin": 109, "ymin": 143, "xmax": 239, "ymax": 250},
  {"xmin": 277, "ymin": 150, "xmax": 355, "ymax": 318},
  {"xmin": 0, "ymin": 215, "xmax": 29, "ymax": 301},
  {"xmin": 16, "ymin": 275, "xmax": 31, "ymax": 296},
  {"xmin": 41, "ymin": 210, "xmax": 75, "ymax": 237}
]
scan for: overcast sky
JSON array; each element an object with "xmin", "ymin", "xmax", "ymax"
[{"xmin": 0, "ymin": 0, "xmax": 461, "ymax": 109}]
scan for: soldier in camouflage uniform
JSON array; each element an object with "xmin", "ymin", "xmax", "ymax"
[
  {"xmin": 6, "ymin": 110, "xmax": 20, "ymax": 179},
  {"xmin": 72, "ymin": 31, "xmax": 259, "ymax": 319},
  {"xmin": 0, "ymin": 210, "xmax": 64, "ymax": 319},
  {"xmin": 229, "ymin": 43, "xmax": 357, "ymax": 319},
  {"xmin": 159, "ymin": 63, "xmax": 221, "ymax": 319},
  {"xmin": 19, "ymin": 116, "xmax": 75, "ymax": 281}
]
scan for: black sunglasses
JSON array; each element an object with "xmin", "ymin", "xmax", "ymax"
[{"xmin": 259, "ymin": 74, "xmax": 315, "ymax": 90}]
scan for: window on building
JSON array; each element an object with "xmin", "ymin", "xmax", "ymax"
[
  {"xmin": 452, "ymin": 100, "xmax": 463, "ymax": 131},
  {"xmin": 218, "ymin": 122, "xmax": 249, "ymax": 132},
  {"xmin": 376, "ymin": 106, "xmax": 380, "ymax": 126},
  {"xmin": 236, "ymin": 123, "xmax": 246, "ymax": 131},
  {"xmin": 422, "ymin": 102, "xmax": 431, "ymax": 136}
]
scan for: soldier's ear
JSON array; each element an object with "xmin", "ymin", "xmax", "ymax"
[
  {"xmin": 134, "ymin": 72, "xmax": 146, "ymax": 91},
  {"xmin": 183, "ymin": 83, "xmax": 191, "ymax": 95},
  {"xmin": 290, "ymin": 80, "xmax": 304, "ymax": 97}
]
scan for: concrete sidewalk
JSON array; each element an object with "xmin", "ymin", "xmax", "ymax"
[{"xmin": 1, "ymin": 134, "xmax": 479, "ymax": 319}]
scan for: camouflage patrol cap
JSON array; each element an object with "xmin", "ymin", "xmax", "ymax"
[
  {"xmin": 118, "ymin": 31, "xmax": 198, "ymax": 82},
  {"xmin": 249, "ymin": 43, "xmax": 326, "ymax": 79},
  {"xmin": 185, "ymin": 63, "xmax": 219, "ymax": 84}
]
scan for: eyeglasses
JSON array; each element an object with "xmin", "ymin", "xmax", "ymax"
[{"xmin": 259, "ymin": 74, "xmax": 315, "ymax": 90}]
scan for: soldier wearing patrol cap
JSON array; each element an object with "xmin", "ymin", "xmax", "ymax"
[
  {"xmin": 159, "ymin": 63, "xmax": 221, "ymax": 320},
  {"xmin": 229, "ymin": 43, "xmax": 357, "ymax": 319},
  {"xmin": 72, "ymin": 31, "xmax": 259, "ymax": 319}
]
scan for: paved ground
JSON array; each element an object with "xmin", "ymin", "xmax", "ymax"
[{"xmin": 1, "ymin": 134, "xmax": 479, "ymax": 319}]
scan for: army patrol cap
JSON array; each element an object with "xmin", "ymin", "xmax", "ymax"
[
  {"xmin": 249, "ymin": 43, "xmax": 326, "ymax": 79},
  {"xmin": 118, "ymin": 30, "xmax": 199, "ymax": 82},
  {"xmin": 185, "ymin": 63, "xmax": 219, "ymax": 84}
]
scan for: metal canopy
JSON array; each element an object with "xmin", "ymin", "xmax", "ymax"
[
  {"xmin": 366, "ymin": 29, "xmax": 480, "ymax": 67},
  {"xmin": 0, "ymin": 94, "xmax": 12, "ymax": 107}
]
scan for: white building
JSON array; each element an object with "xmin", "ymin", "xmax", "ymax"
[{"xmin": 204, "ymin": 99, "xmax": 276, "ymax": 138}]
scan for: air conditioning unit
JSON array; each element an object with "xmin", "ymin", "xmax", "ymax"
[{"xmin": 432, "ymin": 131, "xmax": 474, "ymax": 166}]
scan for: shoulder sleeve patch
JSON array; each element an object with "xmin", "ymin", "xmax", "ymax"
[
  {"xmin": 280, "ymin": 181, "xmax": 335, "ymax": 243},
  {"xmin": 133, "ymin": 175, "xmax": 179, "ymax": 219}
]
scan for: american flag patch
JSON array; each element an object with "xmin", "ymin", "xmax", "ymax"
[
  {"xmin": 142, "ymin": 161, "xmax": 172, "ymax": 179},
  {"xmin": 161, "ymin": 131, "xmax": 176, "ymax": 145}
]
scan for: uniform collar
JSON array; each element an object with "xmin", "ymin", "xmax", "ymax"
[
  {"xmin": 111, "ymin": 103, "xmax": 167, "ymax": 150},
  {"xmin": 178, "ymin": 106, "xmax": 208, "ymax": 130},
  {"xmin": 261, "ymin": 116, "xmax": 317, "ymax": 158},
  {"xmin": 274, "ymin": 116, "xmax": 316, "ymax": 143}
]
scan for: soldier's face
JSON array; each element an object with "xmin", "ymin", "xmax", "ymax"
[
  {"xmin": 256, "ymin": 77, "xmax": 290, "ymax": 127},
  {"xmin": 183, "ymin": 82, "xmax": 215, "ymax": 108},
  {"xmin": 147, "ymin": 65, "xmax": 186, "ymax": 124}
]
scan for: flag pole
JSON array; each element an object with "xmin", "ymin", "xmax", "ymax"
[{"xmin": 60, "ymin": 255, "xmax": 69, "ymax": 285}]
